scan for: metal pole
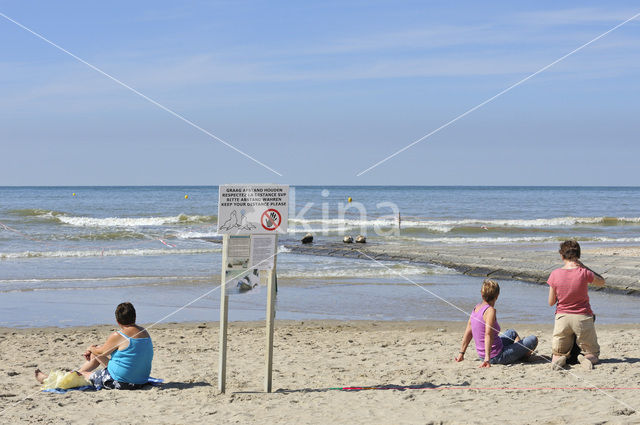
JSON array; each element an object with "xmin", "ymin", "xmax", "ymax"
[
  {"xmin": 264, "ymin": 235, "xmax": 278, "ymax": 392},
  {"xmin": 218, "ymin": 235, "xmax": 229, "ymax": 393}
]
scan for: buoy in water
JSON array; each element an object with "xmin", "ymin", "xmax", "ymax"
[
  {"xmin": 347, "ymin": 197, "xmax": 352, "ymax": 203},
  {"xmin": 184, "ymin": 194, "xmax": 189, "ymax": 199}
]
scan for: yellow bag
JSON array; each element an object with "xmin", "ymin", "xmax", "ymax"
[{"xmin": 41, "ymin": 370, "xmax": 90, "ymax": 390}]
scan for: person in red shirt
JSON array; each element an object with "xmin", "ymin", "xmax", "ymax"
[{"xmin": 547, "ymin": 240, "xmax": 605, "ymax": 370}]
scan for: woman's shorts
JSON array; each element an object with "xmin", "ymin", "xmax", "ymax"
[
  {"xmin": 89, "ymin": 368, "xmax": 146, "ymax": 390},
  {"xmin": 552, "ymin": 313, "xmax": 600, "ymax": 357}
]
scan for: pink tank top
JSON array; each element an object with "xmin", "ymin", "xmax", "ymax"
[
  {"xmin": 547, "ymin": 268, "xmax": 594, "ymax": 316},
  {"xmin": 470, "ymin": 303, "xmax": 502, "ymax": 359}
]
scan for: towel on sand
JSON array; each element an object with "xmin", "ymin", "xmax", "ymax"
[{"xmin": 42, "ymin": 376, "xmax": 163, "ymax": 394}]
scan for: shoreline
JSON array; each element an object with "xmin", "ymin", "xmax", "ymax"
[
  {"xmin": 4, "ymin": 319, "xmax": 640, "ymax": 334},
  {"xmin": 5, "ymin": 318, "xmax": 640, "ymax": 333}
]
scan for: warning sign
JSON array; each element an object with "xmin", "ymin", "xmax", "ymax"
[
  {"xmin": 261, "ymin": 209, "xmax": 281, "ymax": 231},
  {"xmin": 218, "ymin": 184, "xmax": 289, "ymax": 234}
]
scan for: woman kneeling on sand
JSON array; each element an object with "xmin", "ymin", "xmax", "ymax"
[
  {"xmin": 455, "ymin": 279, "xmax": 538, "ymax": 367},
  {"xmin": 548, "ymin": 240, "xmax": 605, "ymax": 370},
  {"xmin": 35, "ymin": 302, "xmax": 154, "ymax": 389}
]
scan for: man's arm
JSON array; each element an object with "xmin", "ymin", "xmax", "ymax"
[
  {"xmin": 89, "ymin": 332, "xmax": 122, "ymax": 357},
  {"xmin": 548, "ymin": 286, "xmax": 557, "ymax": 306}
]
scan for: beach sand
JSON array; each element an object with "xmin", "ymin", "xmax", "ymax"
[
  {"xmin": 1, "ymin": 321, "xmax": 639, "ymax": 424},
  {"xmin": 585, "ymin": 246, "xmax": 640, "ymax": 258}
]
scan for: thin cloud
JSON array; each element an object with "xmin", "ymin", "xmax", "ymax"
[
  {"xmin": 516, "ymin": 7, "xmax": 639, "ymax": 26},
  {"xmin": 2, "ymin": 6, "xmax": 639, "ymax": 105}
]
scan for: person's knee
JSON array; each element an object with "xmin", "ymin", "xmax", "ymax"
[
  {"xmin": 504, "ymin": 329, "xmax": 518, "ymax": 340},
  {"xmin": 552, "ymin": 338, "xmax": 572, "ymax": 357}
]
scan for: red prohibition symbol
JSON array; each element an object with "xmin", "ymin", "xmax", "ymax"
[{"xmin": 261, "ymin": 209, "xmax": 281, "ymax": 231}]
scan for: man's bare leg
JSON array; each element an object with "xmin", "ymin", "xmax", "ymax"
[
  {"xmin": 78, "ymin": 354, "xmax": 110, "ymax": 372},
  {"xmin": 78, "ymin": 358, "xmax": 100, "ymax": 374},
  {"xmin": 78, "ymin": 352, "xmax": 109, "ymax": 374},
  {"xmin": 78, "ymin": 353, "xmax": 110, "ymax": 380}
]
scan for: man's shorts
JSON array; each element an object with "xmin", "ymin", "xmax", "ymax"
[
  {"xmin": 89, "ymin": 368, "xmax": 146, "ymax": 390},
  {"xmin": 552, "ymin": 313, "xmax": 600, "ymax": 357}
]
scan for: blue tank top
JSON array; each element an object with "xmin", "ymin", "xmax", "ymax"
[{"xmin": 107, "ymin": 331, "xmax": 154, "ymax": 384}]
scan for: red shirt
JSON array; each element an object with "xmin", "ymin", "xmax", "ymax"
[{"xmin": 547, "ymin": 267, "xmax": 594, "ymax": 316}]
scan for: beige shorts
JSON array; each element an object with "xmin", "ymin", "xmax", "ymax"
[{"xmin": 552, "ymin": 313, "xmax": 600, "ymax": 357}]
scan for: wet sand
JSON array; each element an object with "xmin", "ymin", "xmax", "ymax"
[{"xmin": 281, "ymin": 242, "xmax": 640, "ymax": 294}]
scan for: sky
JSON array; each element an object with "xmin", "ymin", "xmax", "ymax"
[{"xmin": 1, "ymin": 1, "xmax": 639, "ymax": 186}]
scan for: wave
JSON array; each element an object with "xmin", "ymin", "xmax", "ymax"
[
  {"xmin": 279, "ymin": 263, "xmax": 449, "ymax": 279},
  {"xmin": 174, "ymin": 230, "xmax": 220, "ymax": 239},
  {"xmin": 8, "ymin": 208, "xmax": 65, "ymax": 217},
  {"xmin": 399, "ymin": 236, "xmax": 640, "ymax": 244},
  {"xmin": 56, "ymin": 213, "xmax": 217, "ymax": 227},
  {"xmin": 0, "ymin": 247, "xmax": 221, "ymax": 260},
  {"xmin": 64, "ymin": 230, "xmax": 150, "ymax": 241},
  {"xmin": 289, "ymin": 216, "xmax": 640, "ymax": 233},
  {"xmin": 287, "ymin": 226, "xmax": 354, "ymax": 234},
  {"xmin": 0, "ymin": 275, "xmax": 209, "ymax": 284},
  {"xmin": 7, "ymin": 208, "xmax": 66, "ymax": 224},
  {"xmin": 8, "ymin": 209, "xmax": 218, "ymax": 227}
]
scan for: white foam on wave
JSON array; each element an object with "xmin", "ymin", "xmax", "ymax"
[
  {"xmin": 56, "ymin": 213, "xmax": 216, "ymax": 227},
  {"xmin": 0, "ymin": 247, "xmax": 221, "ymax": 260},
  {"xmin": 290, "ymin": 218, "xmax": 397, "ymax": 225},
  {"xmin": 278, "ymin": 245, "xmax": 292, "ymax": 253},
  {"xmin": 592, "ymin": 236, "xmax": 640, "ymax": 242},
  {"xmin": 174, "ymin": 230, "xmax": 220, "ymax": 239},
  {"xmin": 0, "ymin": 275, "xmax": 205, "ymax": 284},
  {"xmin": 47, "ymin": 213, "xmax": 640, "ymax": 232},
  {"xmin": 279, "ymin": 263, "xmax": 448, "ymax": 279},
  {"xmin": 618, "ymin": 217, "xmax": 640, "ymax": 223},
  {"xmin": 401, "ymin": 236, "xmax": 640, "ymax": 244},
  {"xmin": 289, "ymin": 216, "xmax": 640, "ymax": 233},
  {"xmin": 289, "ymin": 218, "xmax": 406, "ymax": 233},
  {"xmin": 287, "ymin": 226, "xmax": 353, "ymax": 234}
]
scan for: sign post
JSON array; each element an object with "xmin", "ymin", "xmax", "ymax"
[
  {"xmin": 217, "ymin": 235, "xmax": 229, "ymax": 393},
  {"xmin": 264, "ymin": 236, "xmax": 277, "ymax": 393},
  {"xmin": 216, "ymin": 184, "xmax": 289, "ymax": 393}
]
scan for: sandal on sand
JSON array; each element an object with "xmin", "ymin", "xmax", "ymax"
[
  {"xmin": 577, "ymin": 354, "xmax": 593, "ymax": 370},
  {"xmin": 551, "ymin": 356, "xmax": 566, "ymax": 370}
]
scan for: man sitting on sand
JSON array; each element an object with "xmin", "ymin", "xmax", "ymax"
[
  {"xmin": 36, "ymin": 302, "xmax": 154, "ymax": 389},
  {"xmin": 548, "ymin": 240, "xmax": 605, "ymax": 370}
]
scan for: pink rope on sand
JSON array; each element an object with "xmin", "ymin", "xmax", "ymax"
[{"xmin": 336, "ymin": 386, "xmax": 640, "ymax": 391}]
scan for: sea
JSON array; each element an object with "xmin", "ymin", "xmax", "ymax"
[{"xmin": 1, "ymin": 186, "xmax": 639, "ymax": 328}]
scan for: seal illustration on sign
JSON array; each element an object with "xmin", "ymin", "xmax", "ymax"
[{"xmin": 218, "ymin": 210, "xmax": 256, "ymax": 232}]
